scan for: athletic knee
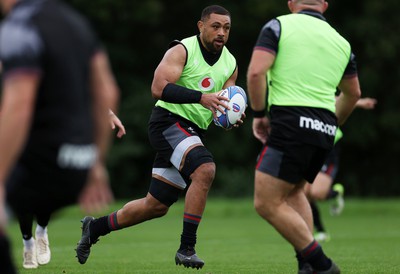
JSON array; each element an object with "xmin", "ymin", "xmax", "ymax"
[
  {"xmin": 191, "ymin": 162, "xmax": 215, "ymax": 187},
  {"xmin": 254, "ymin": 196, "xmax": 275, "ymax": 220},
  {"xmin": 181, "ymin": 146, "xmax": 214, "ymax": 181},
  {"xmin": 254, "ymin": 198, "xmax": 266, "ymax": 217}
]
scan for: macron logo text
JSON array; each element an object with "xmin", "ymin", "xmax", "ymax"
[{"xmin": 299, "ymin": 116, "xmax": 336, "ymax": 136}]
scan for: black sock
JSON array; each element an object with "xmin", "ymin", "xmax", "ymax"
[
  {"xmin": 310, "ymin": 201, "xmax": 325, "ymax": 232},
  {"xmin": 90, "ymin": 211, "xmax": 121, "ymax": 242},
  {"xmin": 179, "ymin": 213, "xmax": 201, "ymax": 251},
  {"xmin": 301, "ymin": 240, "xmax": 332, "ymax": 271},
  {"xmin": 36, "ymin": 212, "xmax": 51, "ymax": 228},
  {"xmin": 295, "ymin": 250, "xmax": 305, "ymax": 269},
  {"xmin": 18, "ymin": 213, "xmax": 34, "ymax": 240}
]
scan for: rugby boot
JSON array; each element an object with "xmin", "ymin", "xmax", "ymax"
[
  {"xmin": 75, "ymin": 216, "xmax": 98, "ymax": 264},
  {"xmin": 175, "ymin": 246, "xmax": 204, "ymax": 269}
]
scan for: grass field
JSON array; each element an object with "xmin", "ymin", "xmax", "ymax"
[{"xmin": 7, "ymin": 198, "xmax": 400, "ymax": 274}]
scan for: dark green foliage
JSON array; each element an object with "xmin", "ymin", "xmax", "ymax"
[{"xmin": 65, "ymin": 0, "xmax": 400, "ymax": 197}]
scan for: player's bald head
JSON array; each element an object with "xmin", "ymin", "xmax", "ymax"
[
  {"xmin": 288, "ymin": 0, "xmax": 328, "ymax": 13},
  {"xmin": 291, "ymin": 0, "xmax": 324, "ymax": 5}
]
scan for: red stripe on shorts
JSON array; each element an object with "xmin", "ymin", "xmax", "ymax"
[
  {"xmin": 176, "ymin": 122, "xmax": 191, "ymax": 136},
  {"xmin": 256, "ymin": 146, "xmax": 268, "ymax": 170}
]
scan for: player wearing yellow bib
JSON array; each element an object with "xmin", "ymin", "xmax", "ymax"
[
  {"xmin": 247, "ymin": 1, "xmax": 361, "ymax": 273},
  {"xmin": 76, "ymin": 5, "xmax": 240, "ymax": 269},
  {"xmin": 156, "ymin": 35, "xmax": 236, "ymax": 129}
]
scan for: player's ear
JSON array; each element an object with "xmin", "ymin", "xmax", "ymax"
[
  {"xmin": 322, "ymin": 1, "xmax": 329, "ymax": 12},
  {"xmin": 287, "ymin": 0, "xmax": 295, "ymax": 12},
  {"xmin": 197, "ymin": 20, "xmax": 203, "ymax": 33}
]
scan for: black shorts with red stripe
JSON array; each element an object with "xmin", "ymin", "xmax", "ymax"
[{"xmin": 256, "ymin": 106, "xmax": 336, "ymax": 184}]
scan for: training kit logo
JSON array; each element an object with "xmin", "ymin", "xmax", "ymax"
[
  {"xmin": 198, "ymin": 76, "xmax": 215, "ymax": 91},
  {"xmin": 299, "ymin": 116, "xmax": 336, "ymax": 136}
]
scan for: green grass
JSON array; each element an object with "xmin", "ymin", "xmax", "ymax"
[{"xmin": 7, "ymin": 198, "xmax": 400, "ymax": 273}]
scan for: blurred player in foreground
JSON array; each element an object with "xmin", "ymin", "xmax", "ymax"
[{"xmin": 0, "ymin": 0, "xmax": 119, "ymax": 270}]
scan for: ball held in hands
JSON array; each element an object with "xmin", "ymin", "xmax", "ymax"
[{"xmin": 213, "ymin": 85, "xmax": 247, "ymax": 129}]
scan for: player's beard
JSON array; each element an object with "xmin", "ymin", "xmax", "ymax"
[{"xmin": 203, "ymin": 38, "xmax": 225, "ymax": 54}]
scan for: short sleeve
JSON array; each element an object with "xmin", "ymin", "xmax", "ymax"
[
  {"xmin": 0, "ymin": 21, "xmax": 44, "ymax": 76},
  {"xmin": 254, "ymin": 19, "xmax": 281, "ymax": 54},
  {"xmin": 343, "ymin": 52, "xmax": 358, "ymax": 78}
]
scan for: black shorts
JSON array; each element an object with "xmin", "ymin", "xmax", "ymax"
[
  {"xmin": 256, "ymin": 143, "xmax": 329, "ymax": 184},
  {"xmin": 6, "ymin": 142, "xmax": 94, "ymax": 215},
  {"xmin": 256, "ymin": 106, "xmax": 336, "ymax": 184},
  {"xmin": 148, "ymin": 107, "xmax": 214, "ymax": 189}
]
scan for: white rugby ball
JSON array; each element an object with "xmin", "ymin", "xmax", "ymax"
[{"xmin": 213, "ymin": 85, "xmax": 247, "ymax": 129}]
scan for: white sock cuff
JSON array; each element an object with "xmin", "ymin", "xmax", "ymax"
[
  {"xmin": 35, "ymin": 225, "xmax": 47, "ymax": 236},
  {"xmin": 23, "ymin": 237, "xmax": 35, "ymax": 248}
]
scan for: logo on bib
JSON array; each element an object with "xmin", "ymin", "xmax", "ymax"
[{"xmin": 198, "ymin": 77, "xmax": 215, "ymax": 91}]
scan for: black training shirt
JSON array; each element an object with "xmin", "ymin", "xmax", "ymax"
[{"xmin": 0, "ymin": 0, "xmax": 101, "ymax": 145}]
